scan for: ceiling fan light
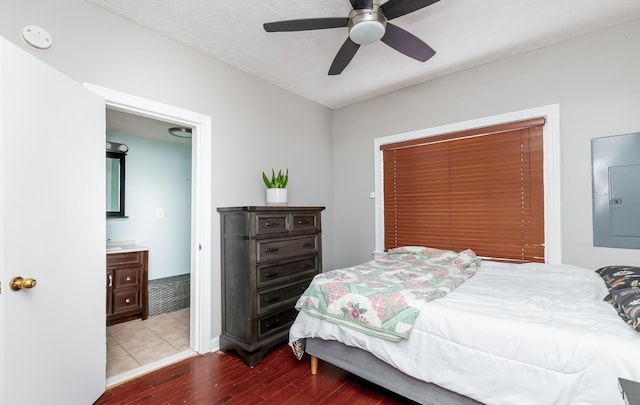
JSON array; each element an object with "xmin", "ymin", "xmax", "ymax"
[
  {"xmin": 350, "ymin": 20, "xmax": 386, "ymax": 45},
  {"xmin": 348, "ymin": 7, "xmax": 387, "ymax": 45}
]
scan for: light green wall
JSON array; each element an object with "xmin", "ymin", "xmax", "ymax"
[
  {"xmin": 331, "ymin": 17, "xmax": 640, "ymax": 270},
  {"xmin": 106, "ymin": 132, "xmax": 191, "ymax": 280}
]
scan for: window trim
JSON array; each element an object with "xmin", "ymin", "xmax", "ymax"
[{"xmin": 373, "ymin": 104, "xmax": 561, "ymax": 264}]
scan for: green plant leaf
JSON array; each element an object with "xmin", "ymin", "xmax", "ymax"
[{"xmin": 262, "ymin": 172, "xmax": 272, "ymax": 188}]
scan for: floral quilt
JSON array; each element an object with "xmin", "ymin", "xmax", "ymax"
[{"xmin": 295, "ymin": 247, "xmax": 480, "ymax": 341}]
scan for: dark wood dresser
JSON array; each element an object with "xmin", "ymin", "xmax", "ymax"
[
  {"xmin": 217, "ymin": 206, "xmax": 324, "ymax": 366},
  {"xmin": 106, "ymin": 249, "xmax": 149, "ymax": 326}
]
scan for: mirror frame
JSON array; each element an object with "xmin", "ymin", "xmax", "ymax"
[{"xmin": 106, "ymin": 151, "xmax": 126, "ymax": 217}]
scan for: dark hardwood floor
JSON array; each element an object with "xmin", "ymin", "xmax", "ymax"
[{"xmin": 94, "ymin": 343, "xmax": 412, "ymax": 404}]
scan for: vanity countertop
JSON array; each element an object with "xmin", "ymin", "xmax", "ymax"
[{"xmin": 106, "ymin": 240, "xmax": 148, "ymax": 254}]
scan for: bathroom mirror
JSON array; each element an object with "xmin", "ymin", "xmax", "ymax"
[{"xmin": 106, "ymin": 151, "xmax": 126, "ymax": 217}]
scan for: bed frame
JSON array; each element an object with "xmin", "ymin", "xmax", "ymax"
[{"xmin": 305, "ymin": 338, "xmax": 481, "ymax": 405}]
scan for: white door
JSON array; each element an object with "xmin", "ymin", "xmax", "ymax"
[{"xmin": 0, "ymin": 38, "xmax": 106, "ymax": 404}]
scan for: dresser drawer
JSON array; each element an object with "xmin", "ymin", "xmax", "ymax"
[
  {"xmin": 257, "ymin": 235, "xmax": 318, "ymax": 262},
  {"xmin": 113, "ymin": 288, "xmax": 141, "ymax": 314},
  {"xmin": 107, "ymin": 251, "xmax": 144, "ymax": 268},
  {"xmin": 291, "ymin": 213, "xmax": 320, "ymax": 232},
  {"xmin": 114, "ymin": 267, "xmax": 140, "ymax": 288},
  {"xmin": 257, "ymin": 255, "xmax": 319, "ymax": 288},
  {"xmin": 258, "ymin": 307, "xmax": 299, "ymax": 339},
  {"xmin": 257, "ymin": 278, "xmax": 313, "ymax": 314},
  {"xmin": 256, "ymin": 214, "xmax": 288, "ymax": 235}
]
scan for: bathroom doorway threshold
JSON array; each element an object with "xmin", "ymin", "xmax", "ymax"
[{"xmin": 106, "ymin": 349, "xmax": 196, "ymax": 388}]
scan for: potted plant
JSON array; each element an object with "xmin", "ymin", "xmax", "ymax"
[{"xmin": 263, "ymin": 168, "xmax": 289, "ymax": 205}]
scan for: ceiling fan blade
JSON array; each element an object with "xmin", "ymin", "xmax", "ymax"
[
  {"xmin": 381, "ymin": 23, "xmax": 435, "ymax": 62},
  {"xmin": 264, "ymin": 18, "xmax": 349, "ymax": 32},
  {"xmin": 380, "ymin": 0, "xmax": 440, "ymax": 20},
  {"xmin": 328, "ymin": 38, "xmax": 361, "ymax": 75},
  {"xmin": 349, "ymin": 0, "xmax": 373, "ymax": 10}
]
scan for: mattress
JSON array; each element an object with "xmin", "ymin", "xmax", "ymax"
[{"xmin": 289, "ymin": 261, "xmax": 640, "ymax": 404}]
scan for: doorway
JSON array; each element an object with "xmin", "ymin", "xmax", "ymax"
[
  {"xmin": 105, "ymin": 110, "xmax": 193, "ymax": 380},
  {"xmin": 85, "ymin": 83, "xmax": 213, "ymax": 387}
]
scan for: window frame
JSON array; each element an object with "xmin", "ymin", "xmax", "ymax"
[{"xmin": 373, "ymin": 105, "xmax": 561, "ymax": 264}]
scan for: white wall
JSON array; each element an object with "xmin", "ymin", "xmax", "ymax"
[
  {"xmin": 332, "ymin": 18, "xmax": 640, "ymax": 270},
  {"xmin": 106, "ymin": 132, "xmax": 192, "ymax": 280},
  {"xmin": 0, "ymin": 0, "xmax": 333, "ymax": 342}
]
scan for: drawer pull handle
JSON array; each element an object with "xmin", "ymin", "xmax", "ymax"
[
  {"xmin": 265, "ymin": 319, "xmax": 281, "ymax": 328},
  {"xmin": 300, "ymin": 242, "xmax": 313, "ymax": 248},
  {"xmin": 265, "ymin": 221, "xmax": 280, "ymax": 227},
  {"xmin": 264, "ymin": 271, "xmax": 279, "ymax": 278},
  {"xmin": 265, "ymin": 295, "xmax": 280, "ymax": 303},
  {"xmin": 264, "ymin": 247, "xmax": 279, "ymax": 253},
  {"xmin": 297, "ymin": 219, "xmax": 310, "ymax": 225},
  {"xmin": 125, "ymin": 298, "xmax": 131, "ymax": 304},
  {"xmin": 301, "ymin": 263, "xmax": 312, "ymax": 269},
  {"xmin": 126, "ymin": 276, "xmax": 132, "ymax": 281},
  {"xmin": 108, "ymin": 274, "xmax": 113, "ymax": 287}
]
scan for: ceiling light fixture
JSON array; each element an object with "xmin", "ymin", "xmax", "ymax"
[
  {"xmin": 348, "ymin": 6, "xmax": 387, "ymax": 45},
  {"xmin": 168, "ymin": 127, "xmax": 192, "ymax": 138}
]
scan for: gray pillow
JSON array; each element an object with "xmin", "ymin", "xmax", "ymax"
[{"xmin": 609, "ymin": 287, "xmax": 640, "ymax": 333}]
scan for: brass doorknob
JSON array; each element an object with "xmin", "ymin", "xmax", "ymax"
[{"xmin": 10, "ymin": 276, "xmax": 37, "ymax": 291}]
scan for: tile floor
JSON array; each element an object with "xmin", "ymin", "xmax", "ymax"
[{"xmin": 106, "ymin": 308, "xmax": 190, "ymax": 378}]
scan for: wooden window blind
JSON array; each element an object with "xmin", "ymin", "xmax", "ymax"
[{"xmin": 382, "ymin": 117, "xmax": 545, "ymax": 263}]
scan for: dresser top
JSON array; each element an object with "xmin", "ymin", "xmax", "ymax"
[{"xmin": 217, "ymin": 206, "xmax": 325, "ymax": 213}]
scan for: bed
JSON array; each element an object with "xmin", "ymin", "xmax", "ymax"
[{"xmin": 289, "ymin": 247, "xmax": 640, "ymax": 405}]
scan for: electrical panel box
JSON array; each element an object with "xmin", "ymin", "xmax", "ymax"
[{"xmin": 592, "ymin": 132, "xmax": 640, "ymax": 249}]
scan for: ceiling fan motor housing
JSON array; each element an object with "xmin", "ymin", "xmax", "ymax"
[{"xmin": 348, "ymin": 6, "xmax": 387, "ymax": 45}]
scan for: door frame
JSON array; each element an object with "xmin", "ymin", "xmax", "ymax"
[{"xmin": 84, "ymin": 83, "xmax": 212, "ymax": 355}]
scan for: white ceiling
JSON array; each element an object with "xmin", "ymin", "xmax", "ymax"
[
  {"xmin": 87, "ymin": 0, "xmax": 640, "ymax": 109},
  {"xmin": 106, "ymin": 108, "xmax": 191, "ymax": 144}
]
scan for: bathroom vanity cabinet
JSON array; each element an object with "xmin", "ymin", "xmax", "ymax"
[
  {"xmin": 217, "ymin": 206, "xmax": 324, "ymax": 366},
  {"xmin": 106, "ymin": 249, "xmax": 149, "ymax": 326}
]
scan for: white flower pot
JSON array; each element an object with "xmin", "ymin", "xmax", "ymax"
[{"xmin": 266, "ymin": 188, "xmax": 288, "ymax": 206}]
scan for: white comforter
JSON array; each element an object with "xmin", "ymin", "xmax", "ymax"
[{"xmin": 289, "ymin": 261, "xmax": 640, "ymax": 405}]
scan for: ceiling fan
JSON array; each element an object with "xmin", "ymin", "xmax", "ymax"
[{"xmin": 263, "ymin": 0, "xmax": 440, "ymax": 75}]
